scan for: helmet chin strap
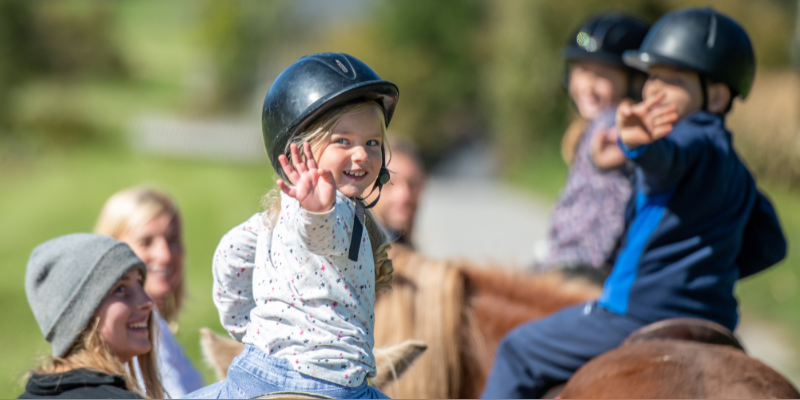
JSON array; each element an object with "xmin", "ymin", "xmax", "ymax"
[
  {"xmin": 699, "ymin": 74, "xmax": 708, "ymax": 112},
  {"xmin": 348, "ymin": 144, "xmax": 390, "ymax": 262}
]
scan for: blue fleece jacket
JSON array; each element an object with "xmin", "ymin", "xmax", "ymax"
[{"xmin": 598, "ymin": 111, "xmax": 786, "ymax": 331}]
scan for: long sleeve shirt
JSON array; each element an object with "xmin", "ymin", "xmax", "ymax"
[
  {"xmin": 598, "ymin": 111, "xmax": 787, "ymax": 331},
  {"xmin": 546, "ymin": 108, "xmax": 633, "ymax": 269},
  {"xmin": 212, "ymin": 191, "xmax": 377, "ymax": 387}
]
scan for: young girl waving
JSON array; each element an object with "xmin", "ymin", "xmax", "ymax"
[{"xmin": 190, "ymin": 53, "xmax": 397, "ymax": 399}]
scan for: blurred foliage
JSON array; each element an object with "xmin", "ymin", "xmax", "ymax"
[
  {"xmin": 0, "ymin": 0, "xmax": 797, "ymax": 172},
  {"xmin": 0, "ymin": 0, "xmax": 126, "ymax": 147},
  {"xmin": 371, "ymin": 0, "xmax": 486, "ymax": 165},
  {"xmin": 197, "ymin": 0, "xmax": 289, "ymax": 112},
  {"xmin": 728, "ymin": 70, "xmax": 800, "ymax": 186},
  {"xmin": 793, "ymin": 0, "xmax": 800, "ymax": 68}
]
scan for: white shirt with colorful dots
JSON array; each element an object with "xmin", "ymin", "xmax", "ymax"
[{"xmin": 212, "ymin": 191, "xmax": 377, "ymax": 387}]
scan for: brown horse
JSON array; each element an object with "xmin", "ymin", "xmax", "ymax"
[
  {"xmin": 372, "ymin": 244, "xmax": 601, "ymax": 398},
  {"xmin": 563, "ymin": 340, "xmax": 800, "ymax": 398},
  {"xmin": 374, "ymin": 245, "xmax": 800, "ymax": 399}
]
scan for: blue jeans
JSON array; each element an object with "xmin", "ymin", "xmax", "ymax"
[
  {"xmin": 481, "ymin": 302, "xmax": 647, "ymax": 399},
  {"xmin": 187, "ymin": 345, "xmax": 389, "ymax": 399}
]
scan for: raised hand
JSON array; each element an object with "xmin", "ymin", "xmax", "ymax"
[
  {"xmin": 617, "ymin": 93, "xmax": 679, "ymax": 149},
  {"xmin": 277, "ymin": 142, "xmax": 337, "ymax": 213},
  {"xmin": 590, "ymin": 126, "xmax": 627, "ymax": 170}
]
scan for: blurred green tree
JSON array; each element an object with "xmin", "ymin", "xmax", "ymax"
[
  {"xmin": 197, "ymin": 0, "xmax": 288, "ymax": 112},
  {"xmin": 0, "ymin": 0, "xmax": 126, "ymax": 144},
  {"xmin": 372, "ymin": 0, "xmax": 487, "ymax": 166},
  {"xmin": 793, "ymin": 0, "xmax": 800, "ymax": 67}
]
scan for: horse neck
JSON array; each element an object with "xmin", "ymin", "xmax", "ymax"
[{"xmin": 461, "ymin": 266, "xmax": 602, "ymax": 397}]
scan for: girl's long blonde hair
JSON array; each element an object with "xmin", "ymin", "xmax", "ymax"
[
  {"xmin": 262, "ymin": 100, "xmax": 394, "ymax": 293},
  {"xmin": 94, "ymin": 187, "xmax": 185, "ymax": 323},
  {"xmin": 36, "ymin": 312, "xmax": 165, "ymax": 399}
]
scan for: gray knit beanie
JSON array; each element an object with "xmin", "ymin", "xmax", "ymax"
[{"xmin": 25, "ymin": 233, "xmax": 148, "ymax": 357}]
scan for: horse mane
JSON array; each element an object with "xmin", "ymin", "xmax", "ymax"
[
  {"xmin": 374, "ymin": 245, "xmax": 601, "ymax": 398},
  {"xmin": 374, "ymin": 245, "xmax": 466, "ymax": 398}
]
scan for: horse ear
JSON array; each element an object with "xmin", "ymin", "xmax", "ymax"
[
  {"xmin": 371, "ymin": 340, "xmax": 428, "ymax": 390},
  {"xmin": 199, "ymin": 328, "xmax": 245, "ymax": 381}
]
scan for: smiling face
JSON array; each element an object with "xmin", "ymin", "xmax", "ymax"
[
  {"xmin": 95, "ymin": 269, "xmax": 154, "ymax": 363},
  {"xmin": 569, "ymin": 61, "xmax": 629, "ymax": 119},
  {"xmin": 372, "ymin": 152, "xmax": 425, "ymax": 233},
  {"xmin": 642, "ymin": 65, "xmax": 704, "ymax": 120},
  {"xmin": 118, "ymin": 212, "xmax": 184, "ymax": 310},
  {"xmin": 314, "ymin": 106, "xmax": 385, "ymax": 198}
]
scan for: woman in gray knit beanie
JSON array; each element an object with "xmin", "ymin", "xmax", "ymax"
[{"xmin": 21, "ymin": 233, "xmax": 165, "ymax": 399}]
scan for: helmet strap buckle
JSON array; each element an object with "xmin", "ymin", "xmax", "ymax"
[{"xmin": 699, "ymin": 74, "xmax": 709, "ymax": 112}]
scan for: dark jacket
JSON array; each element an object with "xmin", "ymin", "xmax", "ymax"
[
  {"xmin": 598, "ymin": 111, "xmax": 786, "ymax": 331},
  {"xmin": 19, "ymin": 368, "xmax": 142, "ymax": 399}
]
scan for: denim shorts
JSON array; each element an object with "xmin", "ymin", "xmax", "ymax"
[{"xmin": 187, "ymin": 345, "xmax": 389, "ymax": 399}]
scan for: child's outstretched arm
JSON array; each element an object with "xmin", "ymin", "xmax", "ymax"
[
  {"xmin": 616, "ymin": 94, "xmax": 701, "ymax": 194},
  {"xmin": 278, "ymin": 143, "xmax": 352, "ymax": 257},
  {"xmin": 212, "ymin": 214, "xmax": 260, "ymax": 340},
  {"xmin": 736, "ymin": 191, "xmax": 787, "ymax": 278}
]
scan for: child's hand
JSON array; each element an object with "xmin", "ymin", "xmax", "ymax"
[
  {"xmin": 590, "ymin": 127, "xmax": 626, "ymax": 170},
  {"xmin": 277, "ymin": 143, "xmax": 337, "ymax": 213},
  {"xmin": 617, "ymin": 93, "xmax": 679, "ymax": 149}
]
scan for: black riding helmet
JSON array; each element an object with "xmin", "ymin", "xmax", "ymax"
[
  {"xmin": 622, "ymin": 7, "xmax": 756, "ymax": 100},
  {"xmin": 262, "ymin": 53, "xmax": 399, "ymax": 184},
  {"xmin": 563, "ymin": 13, "xmax": 650, "ymax": 101},
  {"xmin": 261, "ymin": 53, "xmax": 398, "ymax": 262}
]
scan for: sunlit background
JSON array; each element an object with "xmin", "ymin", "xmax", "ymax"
[{"xmin": 1, "ymin": 0, "xmax": 799, "ymax": 396}]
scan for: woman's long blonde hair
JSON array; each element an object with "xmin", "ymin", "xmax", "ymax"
[
  {"xmin": 36, "ymin": 312, "xmax": 165, "ymax": 399},
  {"xmin": 262, "ymin": 100, "xmax": 394, "ymax": 293},
  {"xmin": 94, "ymin": 187, "xmax": 185, "ymax": 323}
]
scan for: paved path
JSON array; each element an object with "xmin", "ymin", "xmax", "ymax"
[{"xmin": 415, "ymin": 177, "xmax": 550, "ymax": 267}]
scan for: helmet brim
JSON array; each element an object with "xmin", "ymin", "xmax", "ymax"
[
  {"xmin": 564, "ymin": 47, "xmax": 627, "ymax": 68},
  {"xmin": 290, "ymin": 80, "xmax": 398, "ymax": 136},
  {"xmin": 622, "ymin": 50, "xmax": 699, "ymax": 73}
]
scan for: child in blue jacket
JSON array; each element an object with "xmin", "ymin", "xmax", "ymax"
[{"xmin": 482, "ymin": 8, "xmax": 786, "ymax": 398}]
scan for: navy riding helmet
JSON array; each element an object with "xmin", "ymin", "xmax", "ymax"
[
  {"xmin": 622, "ymin": 7, "xmax": 756, "ymax": 100},
  {"xmin": 563, "ymin": 13, "xmax": 650, "ymax": 101}
]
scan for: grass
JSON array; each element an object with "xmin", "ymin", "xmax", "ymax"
[{"xmin": 0, "ymin": 147, "xmax": 274, "ymax": 397}]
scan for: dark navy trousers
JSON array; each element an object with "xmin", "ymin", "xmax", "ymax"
[{"xmin": 481, "ymin": 302, "xmax": 648, "ymax": 399}]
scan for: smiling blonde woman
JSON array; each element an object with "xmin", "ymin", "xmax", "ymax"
[{"xmin": 95, "ymin": 187, "xmax": 204, "ymax": 398}]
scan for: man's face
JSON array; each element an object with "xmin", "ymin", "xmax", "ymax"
[{"xmin": 372, "ymin": 152, "xmax": 425, "ymax": 234}]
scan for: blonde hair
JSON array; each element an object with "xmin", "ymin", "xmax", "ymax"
[
  {"xmin": 94, "ymin": 187, "xmax": 185, "ymax": 323},
  {"xmin": 262, "ymin": 100, "xmax": 394, "ymax": 293},
  {"xmin": 36, "ymin": 313, "xmax": 165, "ymax": 399},
  {"xmin": 561, "ymin": 117, "xmax": 588, "ymax": 165}
]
